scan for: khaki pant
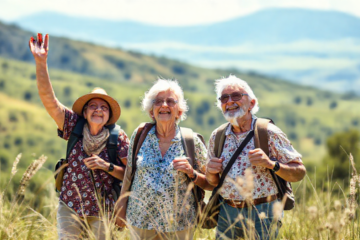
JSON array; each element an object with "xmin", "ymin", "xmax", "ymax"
[
  {"xmin": 130, "ymin": 225, "xmax": 195, "ymax": 240},
  {"xmin": 57, "ymin": 202, "xmax": 105, "ymax": 240}
]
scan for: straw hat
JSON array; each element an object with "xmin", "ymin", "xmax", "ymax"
[{"xmin": 72, "ymin": 88, "xmax": 121, "ymax": 125}]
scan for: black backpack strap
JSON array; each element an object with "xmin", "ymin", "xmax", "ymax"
[
  {"xmin": 106, "ymin": 124, "xmax": 121, "ymax": 165},
  {"xmin": 212, "ymin": 129, "xmax": 255, "ymax": 196},
  {"xmin": 66, "ymin": 117, "xmax": 86, "ymax": 159}
]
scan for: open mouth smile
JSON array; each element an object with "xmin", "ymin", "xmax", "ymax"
[
  {"xmin": 226, "ymin": 104, "xmax": 240, "ymax": 112},
  {"xmin": 159, "ymin": 110, "xmax": 171, "ymax": 115}
]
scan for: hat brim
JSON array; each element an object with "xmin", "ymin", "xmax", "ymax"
[{"xmin": 72, "ymin": 93, "xmax": 121, "ymax": 125}]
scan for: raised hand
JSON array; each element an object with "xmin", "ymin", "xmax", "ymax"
[{"xmin": 29, "ymin": 33, "xmax": 49, "ymax": 63}]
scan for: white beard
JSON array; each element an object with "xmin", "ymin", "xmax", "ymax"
[{"xmin": 223, "ymin": 107, "xmax": 247, "ymax": 127}]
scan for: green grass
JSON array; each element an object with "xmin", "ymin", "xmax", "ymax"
[{"xmin": 1, "ymin": 153, "xmax": 360, "ymax": 239}]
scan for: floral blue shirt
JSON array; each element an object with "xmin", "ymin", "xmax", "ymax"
[{"xmin": 126, "ymin": 125, "xmax": 207, "ymax": 232}]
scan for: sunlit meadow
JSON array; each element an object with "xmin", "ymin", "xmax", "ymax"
[{"xmin": 1, "ymin": 152, "xmax": 359, "ymax": 240}]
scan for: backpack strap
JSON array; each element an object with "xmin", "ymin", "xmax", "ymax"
[
  {"xmin": 253, "ymin": 118, "xmax": 288, "ymax": 200},
  {"xmin": 214, "ymin": 123, "xmax": 229, "ymax": 158},
  {"xmin": 104, "ymin": 123, "xmax": 121, "ymax": 193},
  {"xmin": 66, "ymin": 117, "xmax": 87, "ymax": 159},
  {"xmin": 131, "ymin": 122, "xmax": 154, "ymax": 175},
  {"xmin": 212, "ymin": 130, "xmax": 255, "ymax": 195},
  {"xmin": 253, "ymin": 118, "xmax": 272, "ymax": 155},
  {"xmin": 180, "ymin": 127, "xmax": 195, "ymax": 166},
  {"xmin": 180, "ymin": 127, "xmax": 206, "ymax": 213},
  {"xmin": 106, "ymin": 124, "xmax": 121, "ymax": 165}
]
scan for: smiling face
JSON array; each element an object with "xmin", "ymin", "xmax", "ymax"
[
  {"xmin": 221, "ymin": 85, "xmax": 254, "ymax": 125},
  {"xmin": 83, "ymin": 98, "xmax": 110, "ymax": 128},
  {"xmin": 150, "ymin": 90, "xmax": 182, "ymax": 125}
]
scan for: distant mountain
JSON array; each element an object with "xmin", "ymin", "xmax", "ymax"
[
  {"xmin": 14, "ymin": 8, "xmax": 360, "ymax": 46},
  {"xmin": 10, "ymin": 8, "xmax": 360, "ymax": 94}
]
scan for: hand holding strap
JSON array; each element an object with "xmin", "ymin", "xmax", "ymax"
[{"xmin": 212, "ymin": 129, "xmax": 255, "ymax": 194}]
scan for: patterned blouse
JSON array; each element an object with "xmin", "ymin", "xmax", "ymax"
[
  {"xmin": 57, "ymin": 109, "xmax": 129, "ymax": 217},
  {"xmin": 207, "ymin": 117, "xmax": 302, "ymax": 201},
  {"xmin": 126, "ymin": 125, "xmax": 207, "ymax": 232}
]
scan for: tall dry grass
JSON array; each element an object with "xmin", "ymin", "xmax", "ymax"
[{"xmin": 1, "ymin": 153, "xmax": 360, "ymax": 239}]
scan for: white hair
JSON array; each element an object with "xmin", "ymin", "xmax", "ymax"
[
  {"xmin": 142, "ymin": 79, "xmax": 188, "ymax": 122},
  {"xmin": 214, "ymin": 75, "xmax": 259, "ymax": 114}
]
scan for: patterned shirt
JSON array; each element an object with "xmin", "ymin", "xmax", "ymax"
[
  {"xmin": 57, "ymin": 109, "xmax": 129, "ymax": 217},
  {"xmin": 207, "ymin": 117, "xmax": 302, "ymax": 200},
  {"xmin": 126, "ymin": 125, "xmax": 207, "ymax": 232}
]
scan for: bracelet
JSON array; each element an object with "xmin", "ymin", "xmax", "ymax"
[{"xmin": 190, "ymin": 170, "xmax": 198, "ymax": 182}]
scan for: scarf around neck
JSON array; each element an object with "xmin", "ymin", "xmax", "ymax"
[{"xmin": 82, "ymin": 123, "xmax": 110, "ymax": 156}]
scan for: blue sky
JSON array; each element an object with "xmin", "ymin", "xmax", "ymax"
[{"xmin": 1, "ymin": 0, "xmax": 360, "ymax": 26}]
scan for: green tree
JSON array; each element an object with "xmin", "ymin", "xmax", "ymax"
[{"xmin": 321, "ymin": 130, "xmax": 360, "ymax": 182}]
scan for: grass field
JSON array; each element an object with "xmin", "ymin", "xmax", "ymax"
[{"xmin": 1, "ymin": 153, "xmax": 359, "ymax": 240}]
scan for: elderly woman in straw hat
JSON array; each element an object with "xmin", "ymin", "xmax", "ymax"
[
  {"xmin": 115, "ymin": 79, "xmax": 213, "ymax": 240},
  {"xmin": 29, "ymin": 33, "xmax": 129, "ymax": 239}
]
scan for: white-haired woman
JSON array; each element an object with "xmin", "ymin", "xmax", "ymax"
[{"xmin": 115, "ymin": 79, "xmax": 212, "ymax": 240}]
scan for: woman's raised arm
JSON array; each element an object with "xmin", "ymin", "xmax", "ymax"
[{"xmin": 29, "ymin": 33, "xmax": 66, "ymax": 130}]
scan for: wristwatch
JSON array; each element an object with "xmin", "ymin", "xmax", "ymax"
[
  {"xmin": 272, "ymin": 162, "xmax": 280, "ymax": 172},
  {"xmin": 108, "ymin": 163, "xmax": 114, "ymax": 172},
  {"xmin": 190, "ymin": 170, "xmax": 198, "ymax": 182}
]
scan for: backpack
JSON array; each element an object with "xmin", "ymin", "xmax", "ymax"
[
  {"xmin": 213, "ymin": 118, "xmax": 295, "ymax": 210},
  {"xmin": 122, "ymin": 123, "xmax": 206, "ymax": 218},
  {"xmin": 54, "ymin": 117, "xmax": 122, "ymax": 200}
]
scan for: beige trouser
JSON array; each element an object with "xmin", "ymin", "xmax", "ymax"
[
  {"xmin": 57, "ymin": 202, "xmax": 105, "ymax": 240},
  {"xmin": 129, "ymin": 225, "xmax": 195, "ymax": 240}
]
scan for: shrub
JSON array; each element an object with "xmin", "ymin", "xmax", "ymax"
[
  {"xmin": 124, "ymin": 99, "xmax": 131, "ymax": 108},
  {"xmin": 294, "ymin": 96, "xmax": 302, "ymax": 104},
  {"xmin": 306, "ymin": 97, "xmax": 313, "ymax": 106},
  {"xmin": 24, "ymin": 91, "xmax": 32, "ymax": 101},
  {"xmin": 172, "ymin": 65, "xmax": 186, "ymax": 75},
  {"xmin": 329, "ymin": 101, "xmax": 338, "ymax": 109},
  {"xmin": 321, "ymin": 130, "xmax": 360, "ymax": 181},
  {"xmin": 63, "ymin": 86, "xmax": 71, "ymax": 97}
]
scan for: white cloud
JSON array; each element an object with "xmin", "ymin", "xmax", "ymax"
[{"xmin": 0, "ymin": 0, "xmax": 359, "ymax": 25}]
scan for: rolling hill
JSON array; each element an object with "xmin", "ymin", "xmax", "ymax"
[{"xmin": 1, "ymin": 52, "xmax": 360, "ymax": 179}]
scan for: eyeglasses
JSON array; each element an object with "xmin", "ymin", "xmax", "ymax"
[
  {"xmin": 218, "ymin": 92, "xmax": 249, "ymax": 104},
  {"xmin": 87, "ymin": 103, "xmax": 109, "ymax": 112},
  {"xmin": 152, "ymin": 98, "xmax": 178, "ymax": 107}
]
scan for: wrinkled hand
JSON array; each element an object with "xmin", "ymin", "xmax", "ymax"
[
  {"xmin": 114, "ymin": 206, "xmax": 126, "ymax": 229},
  {"xmin": 115, "ymin": 216, "xmax": 126, "ymax": 229},
  {"xmin": 29, "ymin": 33, "xmax": 49, "ymax": 63},
  {"xmin": 83, "ymin": 154, "xmax": 109, "ymax": 171},
  {"xmin": 173, "ymin": 157, "xmax": 193, "ymax": 176},
  {"xmin": 206, "ymin": 157, "xmax": 224, "ymax": 174},
  {"xmin": 248, "ymin": 148, "xmax": 273, "ymax": 169}
]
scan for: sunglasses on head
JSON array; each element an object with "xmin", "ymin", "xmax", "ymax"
[
  {"xmin": 218, "ymin": 92, "xmax": 249, "ymax": 104},
  {"xmin": 152, "ymin": 98, "xmax": 178, "ymax": 107}
]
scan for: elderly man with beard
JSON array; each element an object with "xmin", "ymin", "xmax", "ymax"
[{"xmin": 206, "ymin": 75, "xmax": 306, "ymax": 240}]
